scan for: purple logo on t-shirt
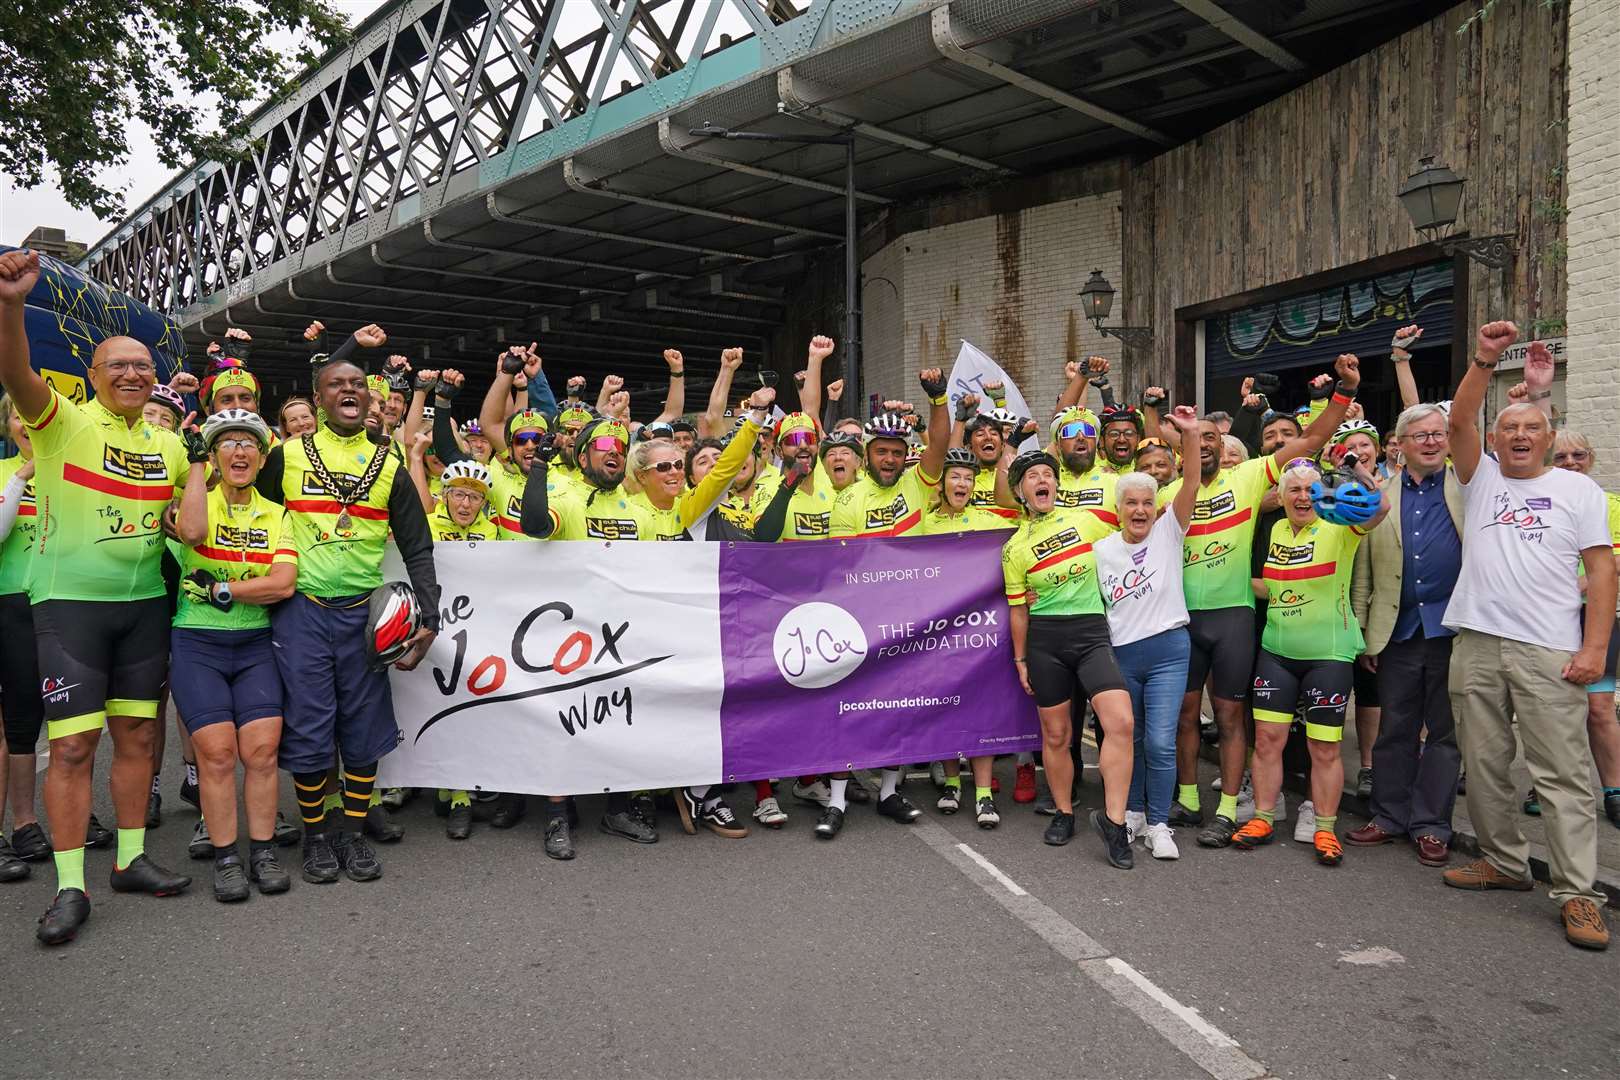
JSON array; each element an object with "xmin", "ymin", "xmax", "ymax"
[
  {"xmin": 1526, "ymin": 497, "xmax": 1552, "ymax": 510},
  {"xmin": 1131, "ymin": 547, "xmax": 1148, "ymax": 566}
]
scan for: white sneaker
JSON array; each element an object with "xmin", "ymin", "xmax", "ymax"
[
  {"xmin": 1274, "ymin": 791, "xmax": 1287, "ymax": 822},
  {"xmin": 1124, "ymin": 810, "xmax": 1147, "ymax": 843},
  {"xmin": 792, "ymin": 780, "xmax": 831, "ymax": 806},
  {"xmin": 1294, "ymin": 800, "xmax": 1317, "ymax": 844},
  {"xmin": 1235, "ymin": 775, "xmax": 1256, "ymax": 823},
  {"xmin": 929, "ymin": 761, "xmax": 948, "ymax": 789},
  {"xmin": 1144, "ymin": 822, "xmax": 1180, "ymax": 860},
  {"xmin": 752, "ymin": 796, "xmax": 788, "ymax": 827}
]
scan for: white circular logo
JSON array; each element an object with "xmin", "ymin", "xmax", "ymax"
[{"xmin": 772, "ymin": 602, "xmax": 868, "ymax": 689}]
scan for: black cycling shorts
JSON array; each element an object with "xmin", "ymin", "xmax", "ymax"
[
  {"xmin": 0, "ymin": 592, "xmax": 43, "ymax": 753},
  {"xmin": 33, "ymin": 597, "xmax": 170, "ymax": 739},
  {"xmin": 1351, "ymin": 658, "xmax": 1379, "ymax": 708},
  {"xmin": 1184, "ymin": 606, "xmax": 1256, "ymax": 701},
  {"xmin": 1250, "ymin": 649, "xmax": 1352, "ymax": 743},
  {"xmin": 1025, "ymin": 614, "xmax": 1125, "ymax": 709}
]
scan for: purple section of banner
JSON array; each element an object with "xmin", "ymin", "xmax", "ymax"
[{"xmin": 717, "ymin": 531, "xmax": 1039, "ymax": 780}]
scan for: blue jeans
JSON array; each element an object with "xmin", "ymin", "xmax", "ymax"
[{"xmin": 1115, "ymin": 627, "xmax": 1191, "ymax": 826}]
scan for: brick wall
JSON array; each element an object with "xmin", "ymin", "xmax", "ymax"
[
  {"xmin": 1562, "ymin": 0, "xmax": 1620, "ymax": 485},
  {"xmin": 861, "ymin": 191, "xmax": 1123, "ymax": 422}
]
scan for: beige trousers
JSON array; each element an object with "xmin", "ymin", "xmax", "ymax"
[{"xmin": 1448, "ymin": 629, "xmax": 1603, "ymax": 905}]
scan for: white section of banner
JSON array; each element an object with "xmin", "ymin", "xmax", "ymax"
[
  {"xmin": 947, "ymin": 340, "xmax": 1040, "ymax": 449},
  {"xmin": 379, "ymin": 542, "xmax": 725, "ymax": 794}
]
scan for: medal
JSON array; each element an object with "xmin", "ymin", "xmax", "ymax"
[
  {"xmin": 302, "ymin": 433, "xmax": 388, "ymax": 534},
  {"xmin": 336, "ymin": 508, "xmax": 353, "ymax": 530}
]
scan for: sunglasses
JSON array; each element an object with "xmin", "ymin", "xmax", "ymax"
[
  {"xmin": 780, "ymin": 430, "xmax": 817, "ymax": 448},
  {"xmin": 587, "ymin": 436, "xmax": 626, "ymax": 453},
  {"xmin": 1137, "ymin": 437, "xmax": 1170, "ymax": 450},
  {"xmin": 646, "ymin": 459, "xmax": 685, "ymax": 474},
  {"xmin": 511, "ymin": 431, "xmax": 546, "ymax": 446},
  {"xmin": 1284, "ymin": 457, "xmax": 1316, "ymax": 471},
  {"xmin": 1056, "ymin": 420, "xmax": 1098, "ymax": 440}
]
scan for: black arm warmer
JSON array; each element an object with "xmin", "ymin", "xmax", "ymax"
[
  {"xmin": 387, "ymin": 465, "xmax": 442, "ymax": 630},
  {"xmin": 432, "ymin": 404, "xmax": 472, "ymax": 466},
  {"xmin": 255, "ymin": 444, "xmax": 286, "ymax": 504},
  {"xmin": 1231, "ymin": 406, "xmax": 1262, "ymax": 457},
  {"xmin": 520, "ymin": 462, "xmax": 555, "ymax": 539},
  {"xmin": 752, "ymin": 472, "xmax": 805, "ymax": 544},
  {"xmin": 328, "ymin": 332, "xmax": 361, "ymax": 367}
]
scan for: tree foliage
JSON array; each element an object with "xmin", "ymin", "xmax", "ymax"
[{"xmin": 0, "ymin": 0, "xmax": 350, "ymax": 219}]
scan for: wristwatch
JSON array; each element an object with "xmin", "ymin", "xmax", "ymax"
[{"xmin": 213, "ymin": 582, "xmax": 233, "ymax": 606}]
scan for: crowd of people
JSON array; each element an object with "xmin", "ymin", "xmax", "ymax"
[{"xmin": 0, "ymin": 246, "xmax": 1614, "ymax": 954}]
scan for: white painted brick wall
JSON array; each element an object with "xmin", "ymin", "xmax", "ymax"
[
  {"xmin": 862, "ymin": 191, "xmax": 1124, "ymax": 421},
  {"xmin": 1563, "ymin": 0, "xmax": 1620, "ymax": 486}
]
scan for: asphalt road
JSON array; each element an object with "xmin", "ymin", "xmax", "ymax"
[{"xmin": 3, "ymin": 743, "xmax": 1617, "ymax": 1079}]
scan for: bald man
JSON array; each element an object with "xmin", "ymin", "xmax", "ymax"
[{"xmin": 0, "ymin": 250, "xmax": 194, "ymax": 946}]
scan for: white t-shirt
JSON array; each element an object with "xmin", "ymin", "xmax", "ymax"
[
  {"xmin": 1443, "ymin": 453, "xmax": 1610, "ymax": 652},
  {"xmin": 1094, "ymin": 510, "xmax": 1191, "ymax": 646}
]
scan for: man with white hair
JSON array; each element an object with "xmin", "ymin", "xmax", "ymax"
[
  {"xmin": 1348, "ymin": 401, "xmax": 1464, "ymax": 867},
  {"xmin": 1441, "ymin": 320, "xmax": 1613, "ymax": 951}
]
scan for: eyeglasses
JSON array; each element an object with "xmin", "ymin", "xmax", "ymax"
[
  {"xmin": 780, "ymin": 430, "xmax": 817, "ymax": 448},
  {"xmin": 213, "ymin": 438, "xmax": 260, "ymax": 453},
  {"xmin": 97, "ymin": 360, "xmax": 156, "ymax": 376},
  {"xmin": 444, "ymin": 487, "xmax": 485, "ymax": 502},
  {"xmin": 1403, "ymin": 431, "xmax": 1447, "ymax": 445},
  {"xmin": 1553, "ymin": 450, "xmax": 1591, "ymax": 463},
  {"xmin": 1056, "ymin": 420, "xmax": 1098, "ymax": 440},
  {"xmin": 511, "ymin": 431, "xmax": 545, "ymax": 446},
  {"xmin": 645, "ymin": 459, "xmax": 685, "ymax": 474},
  {"xmin": 587, "ymin": 436, "xmax": 626, "ymax": 453}
]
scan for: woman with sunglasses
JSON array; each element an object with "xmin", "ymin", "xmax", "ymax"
[
  {"xmin": 1518, "ymin": 430, "xmax": 1620, "ymax": 829},
  {"xmin": 172, "ymin": 409, "xmax": 298, "ymax": 902},
  {"xmin": 1003, "ymin": 447, "xmax": 1136, "ymax": 865}
]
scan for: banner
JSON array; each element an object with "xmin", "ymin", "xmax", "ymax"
[
  {"xmin": 379, "ymin": 532, "xmax": 1037, "ymax": 793},
  {"xmin": 947, "ymin": 340, "xmax": 1038, "ymax": 450}
]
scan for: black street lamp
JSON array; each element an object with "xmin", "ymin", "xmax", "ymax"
[
  {"xmin": 1078, "ymin": 269, "xmax": 1153, "ymax": 349},
  {"xmin": 1397, "ymin": 154, "xmax": 1517, "ymax": 269},
  {"xmin": 692, "ymin": 121, "xmax": 860, "ymax": 406}
]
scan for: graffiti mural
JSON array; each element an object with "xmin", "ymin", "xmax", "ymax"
[
  {"xmin": 3, "ymin": 245, "xmax": 184, "ymax": 407},
  {"xmin": 1215, "ymin": 261, "xmax": 1454, "ymax": 364}
]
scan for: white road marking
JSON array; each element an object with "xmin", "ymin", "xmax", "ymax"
[
  {"xmin": 1336, "ymin": 945, "xmax": 1406, "ymax": 966},
  {"xmin": 955, "ymin": 842, "xmax": 1027, "ymax": 895},
  {"xmin": 910, "ymin": 815, "xmax": 1269, "ymax": 1080}
]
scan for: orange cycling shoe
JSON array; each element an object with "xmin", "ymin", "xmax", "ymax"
[
  {"xmin": 1314, "ymin": 830, "xmax": 1343, "ymax": 866},
  {"xmin": 1232, "ymin": 818, "xmax": 1274, "ymax": 848}
]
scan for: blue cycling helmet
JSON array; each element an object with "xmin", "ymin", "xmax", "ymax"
[{"xmin": 1310, "ymin": 479, "xmax": 1381, "ymax": 526}]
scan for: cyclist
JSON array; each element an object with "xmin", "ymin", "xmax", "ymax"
[
  {"xmin": 278, "ymin": 397, "xmax": 318, "ymax": 439},
  {"xmin": 1327, "ymin": 418, "xmax": 1385, "ymax": 800},
  {"xmin": 1002, "ymin": 447, "xmax": 1135, "ymax": 866},
  {"xmin": 171, "ymin": 409, "xmax": 298, "ymax": 901},
  {"xmin": 0, "ymin": 392, "xmax": 43, "ymax": 880},
  {"xmin": 254, "ymin": 353, "xmax": 440, "ymax": 886},
  {"xmin": 1099, "ymin": 403, "xmax": 1145, "ymax": 474},
  {"xmin": 1042, "ymin": 404, "xmax": 1119, "ymax": 527},
  {"xmin": 920, "ymin": 445, "xmax": 1016, "ymax": 827},
  {"xmin": 816, "ymin": 370, "xmax": 951, "ymax": 839},
  {"xmin": 0, "ymin": 249, "xmax": 195, "ymax": 945},
  {"xmin": 954, "ymin": 395, "xmax": 1019, "ymax": 523},
  {"xmin": 1161, "ymin": 355, "xmax": 1360, "ymax": 849},
  {"xmin": 144, "ymin": 383, "xmax": 187, "ymax": 433},
  {"xmin": 1133, "ymin": 440, "xmax": 1177, "ymax": 486},
  {"xmin": 1095, "ymin": 407, "xmax": 1202, "ymax": 861},
  {"xmin": 1235, "ymin": 459, "xmax": 1389, "ymax": 865}
]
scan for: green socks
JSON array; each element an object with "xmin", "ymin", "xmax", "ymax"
[
  {"xmin": 322, "ymin": 791, "xmax": 343, "ymax": 814},
  {"xmin": 1177, "ymin": 783, "xmax": 1200, "ymax": 811},
  {"xmin": 1216, "ymin": 793, "xmax": 1238, "ymax": 822},
  {"xmin": 942, "ymin": 776, "xmax": 961, "ymax": 791},
  {"xmin": 115, "ymin": 827, "xmax": 144, "ymax": 871},
  {"xmin": 1315, "ymin": 813, "xmax": 1338, "ymax": 833},
  {"xmin": 368, "ymin": 789, "xmax": 383, "ymax": 808},
  {"xmin": 975, "ymin": 785, "xmax": 993, "ymax": 802},
  {"xmin": 449, "ymin": 790, "xmax": 472, "ymax": 809},
  {"xmin": 54, "ymin": 847, "xmax": 86, "ymax": 893},
  {"xmin": 1255, "ymin": 807, "xmax": 1275, "ymax": 825}
]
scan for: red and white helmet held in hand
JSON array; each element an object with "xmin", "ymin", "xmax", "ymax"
[{"xmin": 365, "ymin": 581, "xmax": 421, "ymax": 670}]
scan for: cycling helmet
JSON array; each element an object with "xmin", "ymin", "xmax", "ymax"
[
  {"xmin": 1328, "ymin": 418, "xmax": 1380, "ymax": 448},
  {"xmin": 639, "ymin": 421, "xmax": 675, "ymax": 442},
  {"xmin": 148, "ymin": 383, "xmax": 186, "ymax": 421},
  {"xmin": 364, "ymin": 581, "xmax": 422, "ymax": 670},
  {"xmin": 818, "ymin": 431, "xmax": 862, "ymax": 458},
  {"xmin": 1050, "ymin": 406, "xmax": 1100, "ymax": 442},
  {"xmin": 201, "ymin": 368, "xmax": 259, "ymax": 409},
  {"xmin": 365, "ymin": 374, "xmax": 390, "ymax": 398},
  {"xmin": 440, "ymin": 460, "xmax": 492, "ymax": 495},
  {"xmin": 1100, "ymin": 403, "xmax": 1145, "ymax": 435},
  {"xmin": 863, "ymin": 412, "xmax": 911, "ymax": 444},
  {"xmin": 461, "ymin": 419, "xmax": 483, "ymax": 436},
  {"xmin": 556, "ymin": 405, "xmax": 594, "ymax": 430},
  {"xmin": 505, "ymin": 409, "xmax": 548, "ymax": 443},
  {"xmin": 942, "ymin": 447, "xmax": 978, "ymax": 473},
  {"xmin": 201, "ymin": 408, "xmax": 272, "ymax": 451},
  {"xmin": 965, "ymin": 412, "xmax": 1006, "ymax": 440},
  {"xmin": 671, "ymin": 419, "xmax": 698, "ymax": 436},
  {"xmin": 1007, "ymin": 449, "xmax": 1059, "ymax": 493},
  {"xmin": 985, "ymin": 407, "xmax": 1019, "ymax": 429},
  {"xmin": 1310, "ymin": 478, "xmax": 1382, "ymax": 526}
]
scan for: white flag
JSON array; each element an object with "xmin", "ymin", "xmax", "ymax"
[{"xmin": 947, "ymin": 340, "xmax": 1039, "ymax": 450}]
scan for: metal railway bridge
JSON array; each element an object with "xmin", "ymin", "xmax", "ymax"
[{"xmin": 82, "ymin": 0, "xmax": 1444, "ymax": 411}]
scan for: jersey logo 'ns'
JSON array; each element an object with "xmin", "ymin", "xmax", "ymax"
[
  {"xmin": 1031, "ymin": 526, "xmax": 1082, "ymax": 562},
  {"xmin": 865, "ymin": 494, "xmax": 908, "ymax": 529},
  {"xmin": 586, "ymin": 517, "xmax": 639, "ymax": 540},
  {"xmin": 794, "ymin": 511, "xmax": 830, "ymax": 535},
  {"xmin": 102, "ymin": 446, "xmax": 168, "ymax": 481},
  {"xmin": 1056, "ymin": 488, "xmax": 1102, "ymax": 508},
  {"xmin": 214, "ymin": 524, "xmax": 270, "ymax": 551},
  {"xmin": 1193, "ymin": 490, "xmax": 1236, "ymax": 519},
  {"xmin": 1267, "ymin": 541, "xmax": 1315, "ymax": 565}
]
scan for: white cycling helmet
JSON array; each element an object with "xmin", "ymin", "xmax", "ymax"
[
  {"xmin": 201, "ymin": 408, "xmax": 272, "ymax": 451},
  {"xmin": 439, "ymin": 459, "xmax": 492, "ymax": 495}
]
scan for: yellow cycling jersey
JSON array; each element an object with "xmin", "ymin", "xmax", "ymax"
[
  {"xmin": 0, "ymin": 454, "xmax": 38, "ymax": 596},
  {"xmin": 174, "ymin": 486, "xmax": 297, "ymax": 631},
  {"xmin": 1052, "ymin": 458, "xmax": 1119, "ymax": 528},
  {"xmin": 631, "ymin": 418, "xmax": 760, "ymax": 540},
  {"xmin": 830, "ymin": 464, "xmax": 939, "ymax": 539},
  {"xmin": 1259, "ymin": 516, "xmax": 1368, "ymax": 662},
  {"xmin": 773, "ymin": 463, "xmax": 836, "ymax": 542},
  {"xmin": 1159, "ymin": 455, "xmax": 1280, "ymax": 611},
  {"xmin": 1002, "ymin": 505, "xmax": 1115, "ymax": 617},
  {"xmin": 969, "ymin": 469, "xmax": 1020, "ymax": 523},
  {"xmin": 429, "ymin": 507, "xmax": 496, "ymax": 541},
  {"xmin": 917, "ymin": 503, "xmax": 1016, "ymax": 536}
]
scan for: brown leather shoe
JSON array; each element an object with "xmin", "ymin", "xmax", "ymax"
[
  {"xmin": 1346, "ymin": 822, "xmax": 1402, "ymax": 846},
  {"xmin": 1415, "ymin": 835, "xmax": 1450, "ymax": 866},
  {"xmin": 1562, "ymin": 898, "xmax": 1610, "ymax": 950},
  {"xmin": 1443, "ymin": 857, "xmax": 1534, "ymax": 891}
]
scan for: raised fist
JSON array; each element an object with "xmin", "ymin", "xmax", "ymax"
[
  {"xmin": 1333, "ymin": 353, "xmax": 1361, "ymax": 390},
  {"xmin": 354, "ymin": 323, "xmax": 388, "ymax": 348},
  {"xmin": 1507, "ymin": 381, "xmax": 1529, "ymax": 404},
  {"xmin": 1142, "ymin": 386, "xmax": 1167, "ymax": 410},
  {"xmin": 601, "ymin": 374, "xmax": 625, "ymax": 395},
  {"xmin": 807, "ymin": 335, "xmax": 835, "ymax": 363},
  {"xmin": 663, "ymin": 348, "xmax": 684, "ymax": 371},
  {"xmin": 747, "ymin": 386, "xmax": 777, "ymax": 411},
  {"xmin": 1476, "ymin": 320, "xmax": 1519, "ymax": 363},
  {"xmin": 225, "ymin": 327, "xmax": 252, "ymax": 342},
  {"xmin": 793, "ymin": 371, "xmax": 808, "ymax": 389},
  {"xmin": 207, "ymin": 341, "xmax": 221, "ymax": 356},
  {"xmin": 169, "ymin": 371, "xmax": 201, "ymax": 395},
  {"xmin": 608, "ymin": 390, "xmax": 630, "ymax": 417},
  {"xmin": 1308, "ymin": 373, "xmax": 1335, "ymax": 399},
  {"xmin": 1085, "ymin": 356, "xmax": 1110, "ymax": 376},
  {"xmin": 826, "ymin": 378, "xmax": 845, "ymax": 402},
  {"xmin": 918, "ymin": 368, "xmax": 947, "ymax": 399},
  {"xmin": 302, "ymin": 320, "xmax": 325, "ymax": 342},
  {"xmin": 721, "ymin": 347, "xmax": 745, "ymax": 370},
  {"xmin": 415, "ymin": 369, "xmax": 439, "ymax": 391},
  {"xmin": 383, "ymin": 354, "xmax": 410, "ymax": 375},
  {"xmin": 1391, "ymin": 324, "xmax": 1423, "ymax": 358},
  {"xmin": 0, "ymin": 250, "xmax": 40, "ymax": 306},
  {"xmin": 955, "ymin": 392, "xmax": 980, "ymax": 422},
  {"xmin": 499, "ymin": 347, "xmax": 527, "ymax": 376}
]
